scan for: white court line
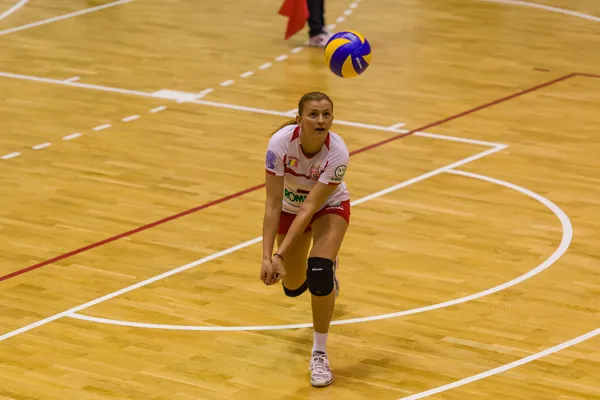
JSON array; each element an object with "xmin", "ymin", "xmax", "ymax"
[
  {"xmin": 32, "ymin": 142, "xmax": 51, "ymax": 150},
  {"xmin": 92, "ymin": 124, "xmax": 111, "ymax": 131},
  {"xmin": 62, "ymin": 133, "xmax": 81, "ymax": 140},
  {"xmin": 66, "ymin": 161, "xmax": 576, "ymax": 400},
  {"xmin": 388, "ymin": 122, "xmax": 406, "ymax": 129},
  {"xmin": 64, "ymin": 76, "xmax": 80, "ymax": 83},
  {"xmin": 351, "ymin": 147, "xmax": 507, "ymax": 208},
  {"xmin": 121, "ymin": 115, "xmax": 140, "ymax": 122},
  {"xmin": 69, "ymin": 146, "xmax": 571, "ymax": 332},
  {"xmin": 1, "ymin": 148, "xmax": 506, "ymax": 341},
  {"xmin": 191, "ymin": 98, "xmax": 504, "ymax": 147},
  {"xmin": 69, "ymin": 148, "xmax": 572, "ymax": 331},
  {"xmin": 189, "ymin": 0, "xmax": 356, "ymax": 98},
  {"xmin": 0, "ymin": 70, "xmax": 505, "ymax": 148},
  {"xmin": 400, "ymin": 327, "xmax": 600, "ymax": 399},
  {"xmin": 149, "ymin": 105, "xmax": 167, "ymax": 113},
  {"xmin": 64, "ymin": 146, "xmax": 563, "ymax": 329},
  {"xmin": 0, "ymin": 0, "xmax": 28, "ymax": 21},
  {"xmin": 1, "ymin": 152, "xmax": 21, "ymax": 160},
  {"xmin": 414, "ymin": 131, "xmax": 501, "ymax": 147},
  {"xmin": 336, "ymin": 16, "xmax": 345, "ymax": 23},
  {"xmin": 198, "ymin": 88, "xmax": 214, "ymax": 96},
  {"xmin": 152, "ymin": 89, "xmax": 204, "ymax": 103},
  {"xmin": 392, "ymin": 168, "xmax": 577, "ymax": 398},
  {"xmin": 0, "ymin": 237, "xmax": 263, "ymax": 342},
  {"xmin": 0, "ymin": 0, "xmax": 134, "ymax": 37},
  {"xmin": 481, "ymin": 0, "xmax": 600, "ymax": 23},
  {"xmin": 0, "ymin": 0, "xmax": 584, "ymax": 390},
  {"xmin": 0, "ymin": 71, "xmax": 157, "ymax": 98}
]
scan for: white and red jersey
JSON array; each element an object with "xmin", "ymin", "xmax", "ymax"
[{"xmin": 265, "ymin": 124, "xmax": 350, "ymax": 214}]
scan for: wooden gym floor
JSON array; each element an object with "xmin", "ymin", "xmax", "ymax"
[{"xmin": 1, "ymin": 0, "xmax": 599, "ymax": 399}]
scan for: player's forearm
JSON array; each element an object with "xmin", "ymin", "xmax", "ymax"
[{"xmin": 262, "ymin": 205, "xmax": 281, "ymax": 261}]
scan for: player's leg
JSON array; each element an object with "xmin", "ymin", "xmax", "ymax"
[
  {"xmin": 276, "ymin": 231, "xmax": 312, "ymax": 297},
  {"xmin": 276, "ymin": 211, "xmax": 312, "ymax": 297},
  {"xmin": 306, "ymin": 202, "xmax": 350, "ymax": 387}
]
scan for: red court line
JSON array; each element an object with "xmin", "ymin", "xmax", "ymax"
[
  {"xmin": 0, "ymin": 184, "xmax": 265, "ymax": 282},
  {"xmin": 0, "ymin": 73, "xmax": 579, "ymax": 283},
  {"xmin": 575, "ymin": 72, "xmax": 600, "ymax": 79},
  {"xmin": 350, "ymin": 73, "xmax": 576, "ymax": 156}
]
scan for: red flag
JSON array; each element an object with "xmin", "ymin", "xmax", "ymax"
[{"xmin": 279, "ymin": 0, "xmax": 309, "ymax": 40}]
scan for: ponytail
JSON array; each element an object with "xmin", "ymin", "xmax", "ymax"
[{"xmin": 270, "ymin": 119, "xmax": 297, "ymax": 136}]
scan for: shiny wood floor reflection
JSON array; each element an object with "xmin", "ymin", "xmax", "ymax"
[{"xmin": 0, "ymin": 0, "xmax": 599, "ymax": 399}]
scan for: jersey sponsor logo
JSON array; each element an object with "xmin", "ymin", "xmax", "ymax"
[
  {"xmin": 284, "ymin": 188, "xmax": 307, "ymax": 203},
  {"xmin": 266, "ymin": 150, "xmax": 276, "ymax": 169}
]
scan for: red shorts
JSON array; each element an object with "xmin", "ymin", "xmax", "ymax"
[{"xmin": 277, "ymin": 200, "xmax": 351, "ymax": 235}]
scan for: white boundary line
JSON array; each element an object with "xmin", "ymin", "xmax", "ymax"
[
  {"xmin": 121, "ymin": 114, "xmax": 140, "ymax": 122},
  {"xmin": 190, "ymin": 99, "xmax": 504, "ymax": 147},
  {"xmin": 0, "ymin": 71, "xmax": 155, "ymax": 98},
  {"xmin": 1, "ymin": 151, "xmax": 20, "ymax": 160},
  {"xmin": 190, "ymin": 0, "xmax": 359, "ymax": 99},
  {"xmin": 32, "ymin": 142, "xmax": 51, "ymax": 150},
  {"xmin": 481, "ymin": 0, "xmax": 600, "ymax": 23},
  {"xmin": 400, "ymin": 327, "xmax": 600, "ymax": 399},
  {"xmin": 67, "ymin": 158, "xmax": 574, "ymax": 332},
  {"xmin": 62, "ymin": 133, "xmax": 81, "ymax": 141},
  {"xmin": 0, "ymin": 70, "xmax": 505, "ymax": 149},
  {"xmin": 0, "ymin": 1, "xmax": 589, "ymax": 391},
  {"xmin": 392, "ymin": 168, "xmax": 579, "ymax": 398},
  {"xmin": 64, "ymin": 162, "xmax": 581, "ymax": 399},
  {"xmin": 0, "ymin": 0, "xmax": 134, "ymax": 36},
  {"xmin": 0, "ymin": 0, "xmax": 28, "ymax": 21},
  {"xmin": 0, "ymin": 147, "xmax": 508, "ymax": 341},
  {"xmin": 388, "ymin": 122, "xmax": 406, "ymax": 129}
]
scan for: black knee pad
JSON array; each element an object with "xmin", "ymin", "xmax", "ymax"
[
  {"xmin": 307, "ymin": 257, "xmax": 335, "ymax": 296},
  {"xmin": 283, "ymin": 280, "xmax": 308, "ymax": 297}
]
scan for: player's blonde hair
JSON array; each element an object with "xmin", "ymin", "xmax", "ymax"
[{"xmin": 271, "ymin": 92, "xmax": 334, "ymax": 135}]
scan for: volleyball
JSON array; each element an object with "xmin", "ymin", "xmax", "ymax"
[{"xmin": 324, "ymin": 30, "xmax": 371, "ymax": 78}]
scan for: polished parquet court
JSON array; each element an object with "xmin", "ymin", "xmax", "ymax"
[{"xmin": 1, "ymin": 0, "xmax": 599, "ymax": 399}]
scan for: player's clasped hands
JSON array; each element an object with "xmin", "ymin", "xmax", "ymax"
[{"xmin": 260, "ymin": 255, "xmax": 287, "ymax": 286}]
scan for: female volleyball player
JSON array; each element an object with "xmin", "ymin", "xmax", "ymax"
[{"xmin": 260, "ymin": 92, "xmax": 350, "ymax": 388}]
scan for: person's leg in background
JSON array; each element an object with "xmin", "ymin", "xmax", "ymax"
[{"xmin": 307, "ymin": 0, "xmax": 331, "ymax": 47}]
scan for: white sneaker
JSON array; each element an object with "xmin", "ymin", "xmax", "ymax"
[
  {"xmin": 307, "ymin": 32, "xmax": 332, "ymax": 48},
  {"xmin": 310, "ymin": 351, "xmax": 333, "ymax": 387}
]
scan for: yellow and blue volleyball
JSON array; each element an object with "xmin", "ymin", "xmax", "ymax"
[{"xmin": 324, "ymin": 30, "xmax": 371, "ymax": 78}]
